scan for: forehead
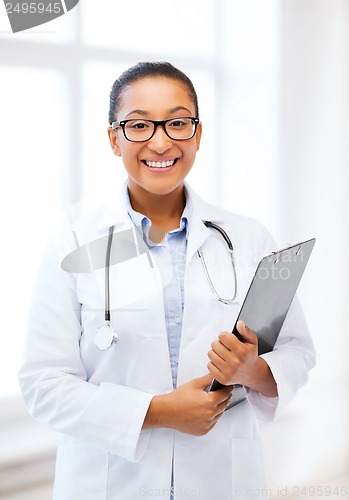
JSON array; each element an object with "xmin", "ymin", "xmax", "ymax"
[{"xmin": 118, "ymin": 77, "xmax": 195, "ymax": 117}]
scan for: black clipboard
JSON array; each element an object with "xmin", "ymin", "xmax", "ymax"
[{"xmin": 210, "ymin": 237, "xmax": 316, "ymax": 409}]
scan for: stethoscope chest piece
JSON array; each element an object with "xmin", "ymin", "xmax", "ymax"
[{"xmin": 94, "ymin": 322, "xmax": 118, "ymax": 351}]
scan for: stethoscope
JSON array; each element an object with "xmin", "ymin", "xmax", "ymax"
[{"xmin": 94, "ymin": 221, "xmax": 237, "ymax": 350}]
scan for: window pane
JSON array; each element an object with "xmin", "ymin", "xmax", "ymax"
[
  {"xmin": 81, "ymin": 61, "xmax": 130, "ymax": 203},
  {"xmin": 0, "ymin": 68, "xmax": 67, "ymax": 396},
  {"xmin": 179, "ymin": 65, "xmax": 216, "ymax": 202}
]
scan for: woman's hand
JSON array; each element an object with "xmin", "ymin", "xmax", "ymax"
[
  {"xmin": 143, "ymin": 374, "xmax": 233, "ymax": 436},
  {"xmin": 207, "ymin": 320, "xmax": 278, "ymax": 397}
]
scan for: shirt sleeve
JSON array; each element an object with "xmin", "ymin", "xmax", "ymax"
[{"xmin": 18, "ymin": 240, "xmax": 154, "ymax": 463}]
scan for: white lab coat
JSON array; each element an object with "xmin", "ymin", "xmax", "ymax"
[{"xmin": 19, "ymin": 182, "xmax": 315, "ymax": 500}]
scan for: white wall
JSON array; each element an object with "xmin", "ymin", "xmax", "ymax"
[{"xmin": 268, "ymin": 0, "xmax": 349, "ymax": 487}]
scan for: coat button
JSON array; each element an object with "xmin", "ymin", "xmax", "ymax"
[
  {"xmin": 186, "ymin": 327, "xmax": 198, "ymax": 340},
  {"xmin": 178, "ymin": 446, "xmax": 190, "ymax": 458}
]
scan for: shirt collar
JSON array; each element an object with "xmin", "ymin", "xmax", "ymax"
[{"xmin": 123, "ymin": 184, "xmax": 192, "ymax": 245}]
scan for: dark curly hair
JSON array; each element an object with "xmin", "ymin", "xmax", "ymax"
[{"xmin": 108, "ymin": 61, "xmax": 199, "ymax": 125}]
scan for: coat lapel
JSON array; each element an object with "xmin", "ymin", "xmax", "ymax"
[{"xmin": 184, "ymin": 183, "xmax": 226, "ymax": 267}]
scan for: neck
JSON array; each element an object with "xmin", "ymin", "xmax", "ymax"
[{"xmin": 128, "ymin": 183, "xmax": 185, "ymax": 232}]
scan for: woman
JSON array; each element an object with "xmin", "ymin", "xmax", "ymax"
[{"xmin": 19, "ymin": 62, "xmax": 315, "ymax": 499}]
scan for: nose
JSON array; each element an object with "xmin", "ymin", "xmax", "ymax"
[{"xmin": 147, "ymin": 125, "xmax": 173, "ymax": 153}]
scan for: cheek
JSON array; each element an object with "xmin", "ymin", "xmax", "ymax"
[
  {"xmin": 119, "ymin": 141, "xmax": 134, "ymax": 156},
  {"xmin": 184, "ymin": 146, "xmax": 197, "ymax": 166},
  {"xmin": 119, "ymin": 144, "xmax": 144, "ymax": 166}
]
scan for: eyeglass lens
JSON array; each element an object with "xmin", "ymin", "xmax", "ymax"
[{"xmin": 124, "ymin": 118, "xmax": 196, "ymax": 141}]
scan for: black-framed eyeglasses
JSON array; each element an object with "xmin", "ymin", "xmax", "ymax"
[{"xmin": 111, "ymin": 117, "xmax": 200, "ymax": 142}]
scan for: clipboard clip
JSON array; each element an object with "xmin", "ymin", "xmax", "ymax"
[
  {"xmin": 272, "ymin": 244, "xmax": 292, "ymax": 254},
  {"xmin": 272, "ymin": 239, "xmax": 315, "ymax": 255},
  {"xmin": 272, "ymin": 242, "xmax": 303, "ymax": 262}
]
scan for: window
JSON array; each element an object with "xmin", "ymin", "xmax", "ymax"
[
  {"xmin": 0, "ymin": 0, "xmax": 221, "ymax": 399},
  {"xmin": 0, "ymin": 67, "xmax": 66, "ymax": 396}
]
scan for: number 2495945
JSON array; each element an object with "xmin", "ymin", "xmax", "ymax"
[{"xmin": 5, "ymin": 3, "xmax": 63, "ymax": 14}]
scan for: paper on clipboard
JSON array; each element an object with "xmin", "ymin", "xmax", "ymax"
[{"xmin": 210, "ymin": 237, "xmax": 316, "ymax": 409}]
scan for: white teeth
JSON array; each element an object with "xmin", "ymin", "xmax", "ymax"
[{"xmin": 145, "ymin": 160, "xmax": 175, "ymax": 168}]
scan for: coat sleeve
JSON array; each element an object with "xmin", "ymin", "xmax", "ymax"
[
  {"xmin": 18, "ymin": 241, "xmax": 154, "ymax": 463},
  {"xmin": 245, "ymin": 296, "xmax": 316, "ymax": 421},
  {"xmin": 243, "ymin": 225, "xmax": 316, "ymax": 422}
]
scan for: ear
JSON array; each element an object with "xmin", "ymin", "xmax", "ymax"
[
  {"xmin": 195, "ymin": 122, "xmax": 202, "ymax": 152},
  {"xmin": 107, "ymin": 127, "xmax": 121, "ymax": 157}
]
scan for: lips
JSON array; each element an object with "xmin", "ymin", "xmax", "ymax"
[{"xmin": 142, "ymin": 158, "xmax": 179, "ymax": 168}]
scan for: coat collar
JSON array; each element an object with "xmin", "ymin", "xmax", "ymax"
[
  {"xmin": 184, "ymin": 182, "xmax": 227, "ymax": 264},
  {"xmin": 96, "ymin": 181, "xmax": 227, "ymax": 261},
  {"xmin": 96, "ymin": 181, "xmax": 132, "ymax": 234}
]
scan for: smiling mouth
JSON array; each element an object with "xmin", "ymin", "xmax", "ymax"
[{"xmin": 142, "ymin": 158, "xmax": 179, "ymax": 168}]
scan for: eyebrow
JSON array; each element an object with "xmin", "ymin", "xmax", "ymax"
[
  {"xmin": 124, "ymin": 106, "xmax": 193, "ymax": 118},
  {"xmin": 124, "ymin": 109, "xmax": 148, "ymax": 118}
]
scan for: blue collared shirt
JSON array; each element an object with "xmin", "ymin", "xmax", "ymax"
[{"xmin": 124, "ymin": 189, "xmax": 191, "ymax": 389}]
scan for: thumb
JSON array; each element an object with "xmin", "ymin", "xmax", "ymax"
[
  {"xmin": 194, "ymin": 373, "xmax": 214, "ymax": 390},
  {"xmin": 236, "ymin": 320, "xmax": 258, "ymax": 345}
]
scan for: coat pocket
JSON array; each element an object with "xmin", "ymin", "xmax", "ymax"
[
  {"xmin": 230, "ymin": 438, "xmax": 269, "ymax": 500},
  {"xmin": 53, "ymin": 444, "xmax": 108, "ymax": 500}
]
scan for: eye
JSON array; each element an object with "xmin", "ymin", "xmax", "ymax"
[
  {"xmin": 169, "ymin": 119, "xmax": 189, "ymax": 128},
  {"xmin": 127, "ymin": 120, "xmax": 151, "ymax": 130}
]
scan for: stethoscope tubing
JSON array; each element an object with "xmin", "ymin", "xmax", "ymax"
[
  {"xmin": 200, "ymin": 221, "xmax": 237, "ymax": 304},
  {"xmin": 95, "ymin": 220, "xmax": 237, "ymax": 350},
  {"xmin": 105, "ymin": 225, "xmax": 114, "ymax": 322}
]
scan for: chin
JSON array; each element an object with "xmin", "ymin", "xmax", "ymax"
[
  {"xmin": 149, "ymin": 183, "xmax": 185, "ymax": 197},
  {"xmin": 138, "ymin": 178, "xmax": 186, "ymax": 196}
]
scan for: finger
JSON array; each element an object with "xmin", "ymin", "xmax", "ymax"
[
  {"xmin": 210, "ymin": 407, "xmax": 225, "ymax": 425},
  {"xmin": 208, "ymin": 420, "xmax": 218, "ymax": 432},
  {"xmin": 217, "ymin": 331, "xmax": 249, "ymax": 352},
  {"xmin": 217, "ymin": 331, "xmax": 235, "ymax": 350},
  {"xmin": 236, "ymin": 320, "xmax": 257, "ymax": 345},
  {"xmin": 208, "ymin": 359, "xmax": 238, "ymax": 387},
  {"xmin": 211, "ymin": 338, "xmax": 231, "ymax": 358},
  {"xmin": 216, "ymin": 396, "xmax": 232, "ymax": 415},
  {"xmin": 207, "ymin": 360, "xmax": 222, "ymax": 381},
  {"xmin": 212, "ymin": 394, "xmax": 233, "ymax": 420},
  {"xmin": 194, "ymin": 373, "xmax": 214, "ymax": 389},
  {"xmin": 210, "ymin": 384, "xmax": 233, "ymax": 405},
  {"xmin": 208, "ymin": 347, "xmax": 226, "ymax": 369}
]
